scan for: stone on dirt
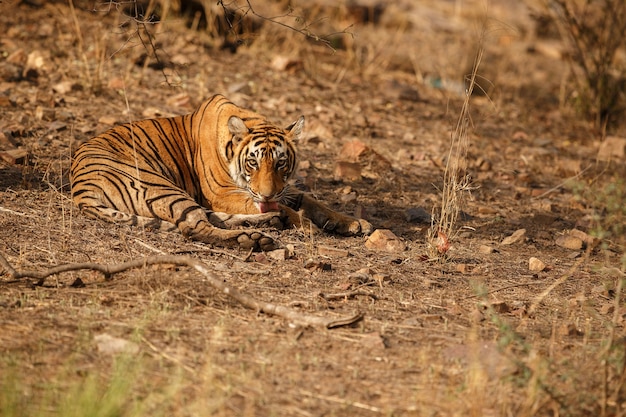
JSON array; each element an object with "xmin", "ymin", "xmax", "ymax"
[
  {"xmin": 529, "ymin": 257, "xmax": 546, "ymax": 272},
  {"xmin": 568, "ymin": 229, "xmax": 595, "ymax": 245},
  {"xmin": 555, "ymin": 235, "xmax": 583, "ymax": 250},
  {"xmin": 365, "ymin": 229, "xmax": 406, "ymax": 252},
  {"xmin": 0, "ymin": 148, "xmax": 28, "ymax": 165},
  {"xmin": 501, "ymin": 228, "xmax": 526, "ymax": 245},
  {"xmin": 267, "ymin": 248, "xmax": 289, "ymax": 261},
  {"xmin": 478, "ymin": 244, "xmax": 496, "ymax": 254}
]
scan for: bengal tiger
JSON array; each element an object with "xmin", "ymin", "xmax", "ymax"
[{"xmin": 70, "ymin": 94, "xmax": 373, "ymax": 251}]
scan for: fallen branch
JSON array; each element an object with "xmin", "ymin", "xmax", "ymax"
[{"xmin": 0, "ymin": 252, "xmax": 363, "ymax": 329}]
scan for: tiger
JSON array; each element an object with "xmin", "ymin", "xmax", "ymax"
[{"xmin": 70, "ymin": 94, "xmax": 373, "ymax": 251}]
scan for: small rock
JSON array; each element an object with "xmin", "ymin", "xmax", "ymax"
[
  {"xmin": 529, "ymin": 257, "xmax": 546, "ymax": 272},
  {"xmin": 365, "ymin": 229, "xmax": 406, "ymax": 252},
  {"xmin": 405, "ymin": 207, "xmax": 431, "ymax": 223},
  {"xmin": 501, "ymin": 229, "xmax": 526, "ymax": 245},
  {"xmin": 98, "ymin": 115, "xmax": 118, "ymax": 125},
  {"xmin": 318, "ymin": 245, "xmax": 350, "ymax": 258},
  {"xmin": 478, "ymin": 244, "xmax": 496, "ymax": 254},
  {"xmin": 555, "ymin": 235, "xmax": 583, "ymax": 250},
  {"xmin": 568, "ymin": 229, "xmax": 595, "ymax": 245},
  {"xmin": 0, "ymin": 148, "xmax": 28, "ymax": 165},
  {"xmin": 267, "ymin": 248, "xmax": 288, "ymax": 261},
  {"xmin": 334, "ymin": 161, "xmax": 362, "ymax": 181}
]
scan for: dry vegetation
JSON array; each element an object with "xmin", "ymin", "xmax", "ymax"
[{"xmin": 1, "ymin": 0, "xmax": 626, "ymax": 415}]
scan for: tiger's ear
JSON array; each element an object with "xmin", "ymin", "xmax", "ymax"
[
  {"xmin": 226, "ymin": 116, "xmax": 249, "ymax": 161},
  {"xmin": 286, "ymin": 116, "xmax": 304, "ymax": 141},
  {"xmin": 228, "ymin": 116, "xmax": 249, "ymax": 139}
]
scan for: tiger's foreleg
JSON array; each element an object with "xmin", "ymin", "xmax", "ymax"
[
  {"xmin": 284, "ymin": 193, "xmax": 373, "ymax": 236},
  {"xmin": 144, "ymin": 195, "xmax": 278, "ymax": 251}
]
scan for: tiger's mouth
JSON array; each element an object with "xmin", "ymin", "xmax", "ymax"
[{"xmin": 257, "ymin": 201, "xmax": 280, "ymax": 213}]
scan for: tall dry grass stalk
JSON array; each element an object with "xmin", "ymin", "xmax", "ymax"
[{"xmin": 427, "ymin": 44, "xmax": 483, "ymax": 260}]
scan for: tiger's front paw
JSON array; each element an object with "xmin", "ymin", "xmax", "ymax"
[
  {"xmin": 208, "ymin": 211, "xmax": 288, "ymax": 230},
  {"xmin": 236, "ymin": 231, "xmax": 278, "ymax": 251},
  {"xmin": 337, "ymin": 218, "xmax": 374, "ymax": 236},
  {"xmin": 185, "ymin": 224, "xmax": 278, "ymax": 251}
]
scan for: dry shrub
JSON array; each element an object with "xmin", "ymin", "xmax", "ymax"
[{"xmin": 549, "ymin": 0, "xmax": 626, "ymax": 130}]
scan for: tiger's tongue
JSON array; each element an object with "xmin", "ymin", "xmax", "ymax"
[{"xmin": 258, "ymin": 201, "xmax": 280, "ymax": 213}]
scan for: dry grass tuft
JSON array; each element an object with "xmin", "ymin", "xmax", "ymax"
[{"xmin": 427, "ymin": 37, "xmax": 482, "ymax": 261}]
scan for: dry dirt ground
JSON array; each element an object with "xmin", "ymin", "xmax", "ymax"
[{"xmin": 1, "ymin": 0, "xmax": 626, "ymax": 416}]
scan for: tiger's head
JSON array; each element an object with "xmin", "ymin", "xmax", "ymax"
[{"xmin": 226, "ymin": 115, "xmax": 304, "ymax": 213}]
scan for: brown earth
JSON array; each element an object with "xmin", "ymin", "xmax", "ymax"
[{"xmin": 1, "ymin": 0, "xmax": 626, "ymax": 416}]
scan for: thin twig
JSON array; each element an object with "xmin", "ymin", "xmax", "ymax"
[
  {"xmin": 318, "ymin": 291, "xmax": 378, "ymax": 301},
  {"xmin": 299, "ymin": 389, "xmax": 383, "ymax": 413},
  {"xmin": 0, "ymin": 252, "xmax": 363, "ymax": 329}
]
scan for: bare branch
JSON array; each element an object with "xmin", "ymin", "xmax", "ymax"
[
  {"xmin": 0, "ymin": 252, "xmax": 363, "ymax": 329},
  {"xmin": 219, "ymin": 0, "xmax": 352, "ymax": 51}
]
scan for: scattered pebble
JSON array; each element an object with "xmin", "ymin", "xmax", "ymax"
[
  {"xmin": 267, "ymin": 248, "xmax": 288, "ymax": 261},
  {"xmin": 0, "ymin": 148, "xmax": 28, "ymax": 165},
  {"xmin": 555, "ymin": 235, "xmax": 583, "ymax": 250},
  {"xmin": 529, "ymin": 257, "xmax": 546, "ymax": 272},
  {"xmin": 98, "ymin": 115, "xmax": 118, "ymax": 125},
  {"xmin": 365, "ymin": 229, "xmax": 406, "ymax": 252},
  {"xmin": 568, "ymin": 229, "xmax": 595, "ymax": 245},
  {"xmin": 478, "ymin": 244, "xmax": 496, "ymax": 254},
  {"xmin": 501, "ymin": 228, "xmax": 526, "ymax": 245}
]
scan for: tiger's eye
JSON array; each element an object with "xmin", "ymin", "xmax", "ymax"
[
  {"xmin": 247, "ymin": 158, "xmax": 258, "ymax": 169},
  {"xmin": 276, "ymin": 159, "xmax": 287, "ymax": 170}
]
